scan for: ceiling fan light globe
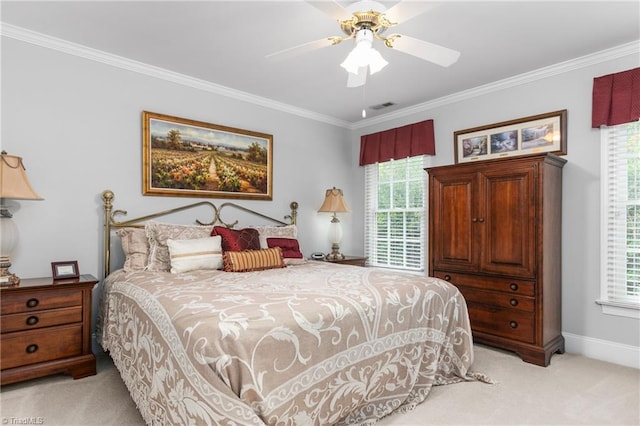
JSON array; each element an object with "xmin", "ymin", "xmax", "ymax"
[
  {"xmin": 340, "ymin": 43, "xmax": 369, "ymax": 74},
  {"xmin": 341, "ymin": 42, "xmax": 388, "ymax": 75},
  {"xmin": 367, "ymin": 49, "xmax": 388, "ymax": 74},
  {"xmin": 340, "ymin": 54, "xmax": 362, "ymax": 74}
]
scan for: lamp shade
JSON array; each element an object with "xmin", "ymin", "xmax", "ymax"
[
  {"xmin": 318, "ymin": 187, "xmax": 349, "ymax": 213},
  {"xmin": 0, "ymin": 151, "xmax": 43, "ymax": 200}
]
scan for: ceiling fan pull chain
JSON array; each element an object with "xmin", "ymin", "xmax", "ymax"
[{"xmin": 362, "ymin": 85, "xmax": 367, "ymax": 118}]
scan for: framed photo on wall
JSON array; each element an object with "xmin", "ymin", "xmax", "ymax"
[
  {"xmin": 454, "ymin": 110, "xmax": 567, "ymax": 163},
  {"xmin": 142, "ymin": 111, "xmax": 273, "ymax": 200}
]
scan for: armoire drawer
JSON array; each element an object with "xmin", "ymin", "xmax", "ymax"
[
  {"xmin": 457, "ymin": 285, "xmax": 534, "ymax": 312},
  {"xmin": 466, "ymin": 302, "xmax": 535, "ymax": 344},
  {"xmin": 432, "ymin": 270, "xmax": 535, "ymax": 297}
]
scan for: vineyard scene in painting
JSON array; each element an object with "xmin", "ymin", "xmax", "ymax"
[{"xmin": 149, "ymin": 119, "xmax": 269, "ymax": 195}]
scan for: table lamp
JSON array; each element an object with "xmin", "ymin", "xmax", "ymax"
[
  {"xmin": 0, "ymin": 151, "xmax": 43, "ymax": 286},
  {"xmin": 318, "ymin": 187, "xmax": 349, "ymax": 261}
]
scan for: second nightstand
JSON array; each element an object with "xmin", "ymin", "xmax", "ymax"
[
  {"xmin": 325, "ymin": 255, "xmax": 367, "ymax": 267},
  {"xmin": 0, "ymin": 274, "xmax": 98, "ymax": 385}
]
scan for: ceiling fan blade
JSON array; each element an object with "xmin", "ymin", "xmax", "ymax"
[
  {"xmin": 384, "ymin": 1, "xmax": 440, "ymax": 24},
  {"xmin": 347, "ymin": 67, "xmax": 368, "ymax": 88},
  {"xmin": 266, "ymin": 37, "xmax": 341, "ymax": 61},
  {"xmin": 306, "ymin": 1, "xmax": 351, "ymax": 21},
  {"xmin": 388, "ymin": 35, "xmax": 460, "ymax": 67}
]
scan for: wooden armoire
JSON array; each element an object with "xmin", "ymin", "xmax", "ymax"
[{"xmin": 426, "ymin": 153, "xmax": 566, "ymax": 366}]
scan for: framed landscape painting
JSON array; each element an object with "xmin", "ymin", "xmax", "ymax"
[
  {"xmin": 142, "ymin": 111, "xmax": 273, "ymax": 200},
  {"xmin": 454, "ymin": 110, "xmax": 567, "ymax": 164}
]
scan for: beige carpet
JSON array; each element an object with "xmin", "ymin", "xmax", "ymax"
[{"xmin": 1, "ymin": 345, "xmax": 638, "ymax": 425}]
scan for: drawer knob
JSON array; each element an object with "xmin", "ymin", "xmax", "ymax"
[
  {"xmin": 509, "ymin": 283, "xmax": 518, "ymax": 291},
  {"xmin": 26, "ymin": 316, "xmax": 39, "ymax": 326},
  {"xmin": 444, "ymin": 275, "xmax": 452, "ymax": 281},
  {"xmin": 509, "ymin": 321, "xmax": 518, "ymax": 329},
  {"xmin": 510, "ymin": 299, "xmax": 519, "ymax": 307},
  {"xmin": 26, "ymin": 344, "xmax": 39, "ymax": 354},
  {"xmin": 26, "ymin": 298, "xmax": 39, "ymax": 308}
]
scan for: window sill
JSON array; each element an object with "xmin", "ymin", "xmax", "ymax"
[{"xmin": 596, "ymin": 300, "xmax": 640, "ymax": 319}]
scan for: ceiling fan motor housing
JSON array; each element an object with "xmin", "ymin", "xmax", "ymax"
[{"xmin": 340, "ymin": 8, "xmax": 394, "ymax": 37}]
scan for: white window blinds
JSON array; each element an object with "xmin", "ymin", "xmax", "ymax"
[
  {"xmin": 364, "ymin": 156, "xmax": 426, "ymax": 271},
  {"xmin": 600, "ymin": 120, "xmax": 640, "ymax": 316}
]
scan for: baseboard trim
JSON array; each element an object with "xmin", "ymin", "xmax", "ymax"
[{"xmin": 563, "ymin": 332, "xmax": 639, "ymax": 369}]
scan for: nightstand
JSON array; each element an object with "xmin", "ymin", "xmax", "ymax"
[
  {"xmin": 0, "ymin": 274, "xmax": 98, "ymax": 385},
  {"xmin": 325, "ymin": 256, "xmax": 367, "ymax": 267}
]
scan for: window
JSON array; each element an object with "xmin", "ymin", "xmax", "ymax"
[
  {"xmin": 364, "ymin": 156, "xmax": 426, "ymax": 271},
  {"xmin": 600, "ymin": 120, "xmax": 640, "ymax": 318}
]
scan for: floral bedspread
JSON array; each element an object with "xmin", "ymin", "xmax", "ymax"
[{"xmin": 98, "ymin": 261, "xmax": 476, "ymax": 425}]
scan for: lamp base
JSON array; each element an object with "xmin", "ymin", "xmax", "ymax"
[
  {"xmin": 325, "ymin": 243, "xmax": 345, "ymax": 261},
  {"xmin": 0, "ymin": 269, "xmax": 20, "ymax": 287}
]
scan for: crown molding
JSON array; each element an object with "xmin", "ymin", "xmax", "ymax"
[
  {"xmin": 353, "ymin": 40, "xmax": 640, "ymax": 129},
  {"xmin": 0, "ymin": 23, "xmax": 351, "ymax": 129},
  {"xmin": 2, "ymin": 23, "xmax": 637, "ymax": 131}
]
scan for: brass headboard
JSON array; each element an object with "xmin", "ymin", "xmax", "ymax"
[{"xmin": 101, "ymin": 189, "xmax": 298, "ymax": 278}]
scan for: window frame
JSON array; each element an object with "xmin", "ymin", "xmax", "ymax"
[
  {"xmin": 598, "ymin": 121, "xmax": 640, "ymax": 319},
  {"xmin": 364, "ymin": 156, "xmax": 427, "ymax": 272}
]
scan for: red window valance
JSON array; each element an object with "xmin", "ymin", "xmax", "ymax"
[
  {"xmin": 592, "ymin": 67, "xmax": 640, "ymax": 128},
  {"xmin": 359, "ymin": 119, "xmax": 435, "ymax": 166}
]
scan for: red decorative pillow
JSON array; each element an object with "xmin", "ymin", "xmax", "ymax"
[
  {"xmin": 267, "ymin": 237, "xmax": 304, "ymax": 259},
  {"xmin": 211, "ymin": 226, "xmax": 261, "ymax": 252}
]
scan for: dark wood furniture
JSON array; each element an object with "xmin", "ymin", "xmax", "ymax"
[
  {"xmin": 0, "ymin": 274, "xmax": 98, "ymax": 385},
  {"xmin": 427, "ymin": 153, "xmax": 565, "ymax": 366},
  {"xmin": 325, "ymin": 256, "xmax": 367, "ymax": 267}
]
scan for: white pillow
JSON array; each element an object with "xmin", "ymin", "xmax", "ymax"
[
  {"xmin": 167, "ymin": 236, "xmax": 223, "ymax": 273},
  {"xmin": 146, "ymin": 221, "xmax": 212, "ymax": 272},
  {"xmin": 250, "ymin": 224, "xmax": 297, "ymax": 249}
]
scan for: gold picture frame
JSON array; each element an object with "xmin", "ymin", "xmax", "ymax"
[
  {"xmin": 142, "ymin": 111, "xmax": 273, "ymax": 200},
  {"xmin": 454, "ymin": 110, "xmax": 567, "ymax": 164}
]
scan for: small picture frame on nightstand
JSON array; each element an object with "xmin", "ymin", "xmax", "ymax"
[{"xmin": 51, "ymin": 260, "xmax": 79, "ymax": 280}]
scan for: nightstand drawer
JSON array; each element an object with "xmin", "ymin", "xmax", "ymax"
[
  {"xmin": 0, "ymin": 307, "xmax": 83, "ymax": 333},
  {"xmin": 1, "ymin": 325, "xmax": 83, "ymax": 370},
  {"xmin": 1, "ymin": 289, "xmax": 82, "ymax": 315}
]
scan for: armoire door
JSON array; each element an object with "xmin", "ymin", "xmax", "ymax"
[
  {"xmin": 429, "ymin": 170, "xmax": 479, "ymax": 273},
  {"xmin": 478, "ymin": 163, "xmax": 537, "ymax": 277}
]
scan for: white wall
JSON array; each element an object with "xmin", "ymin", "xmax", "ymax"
[
  {"xmin": 349, "ymin": 46, "xmax": 640, "ymax": 367},
  {"xmin": 2, "ymin": 33, "xmax": 638, "ymax": 367},
  {"xmin": 1, "ymin": 37, "xmax": 358, "ymax": 283}
]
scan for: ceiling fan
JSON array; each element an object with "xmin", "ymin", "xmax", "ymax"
[{"xmin": 267, "ymin": 1, "xmax": 461, "ymax": 88}]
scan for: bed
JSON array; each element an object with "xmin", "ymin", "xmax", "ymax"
[{"xmin": 96, "ymin": 189, "xmax": 484, "ymax": 425}]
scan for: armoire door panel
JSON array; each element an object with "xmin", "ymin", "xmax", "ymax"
[
  {"xmin": 430, "ymin": 173, "xmax": 478, "ymax": 272},
  {"xmin": 480, "ymin": 166, "xmax": 536, "ymax": 277}
]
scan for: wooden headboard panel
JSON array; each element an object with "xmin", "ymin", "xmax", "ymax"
[{"xmin": 101, "ymin": 189, "xmax": 298, "ymax": 278}]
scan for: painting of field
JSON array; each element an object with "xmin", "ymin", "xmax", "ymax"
[{"xmin": 143, "ymin": 112, "xmax": 272, "ymax": 200}]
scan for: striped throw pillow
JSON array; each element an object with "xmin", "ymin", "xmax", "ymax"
[
  {"xmin": 167, "ymin": 236, "xmax": 223, "ymax": 273},
  {"xmin": 223, "ymin": 247, "xmax": 285, "ymax": 272}
]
